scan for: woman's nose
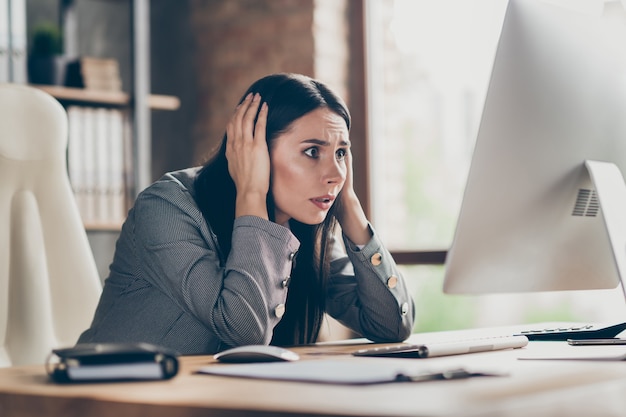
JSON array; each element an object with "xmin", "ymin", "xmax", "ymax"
[{"xmin": 322, "ymin": 158, "xmax": 346, "ymax": 184}]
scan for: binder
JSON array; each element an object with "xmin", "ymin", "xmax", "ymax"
[
  {"xmin": 67, "ymin": 106, "xmax": 86, "ymax": 218},
  {"xmin": 8, "ymin": 0, "xmax": 26, "ymax": 83},
  {"xmin": 108, "ymin": 108, "xmax": 127, "ymax": 223},
  {"xmin": 94, "ymin": 107, "xmax": 110, "ymax": 223},
  {"xmin": 82, "ymin": 107, "xmax": 97, "ymax": 223},
  {"xmin": 0, "ymin": 0, "xmax": 8, "ymax": 82},
  {"xmin": 46, "ymin": 343, "xmax": 180, "ymax": 383}
]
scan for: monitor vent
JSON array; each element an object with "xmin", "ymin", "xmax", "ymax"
[{"xmin": 572, "ymin": 189, "xmax": 599, "ymax": 217}]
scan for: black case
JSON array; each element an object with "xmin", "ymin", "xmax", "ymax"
[{"xmin": 46, "ymin": 343, "xmax": 180, "ymax": 383}]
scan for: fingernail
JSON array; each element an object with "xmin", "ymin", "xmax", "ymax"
[
  {"xmin": 261, "ymin": 102, "xmax": 268, "ymax": 111},
  {"xmin": 253, "ymin": 93, "xmax": 260, "ymax": 101}
]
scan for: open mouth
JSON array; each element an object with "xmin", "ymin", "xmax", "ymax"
[{"xmin": 310, "ymin": 195, "xmax": 334, "ymax": 210}]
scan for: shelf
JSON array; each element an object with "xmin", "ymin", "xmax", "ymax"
[
  {"xmin": 84, "ymin": 222, "xmax": 123, "ymax": 232},
  {"xmin": 32, "ymin": 84, "xmax": 180, "ymax": 111},
  {"xmin": 147, "ymin": 94, "xmax": 181, "ymax": 111}
]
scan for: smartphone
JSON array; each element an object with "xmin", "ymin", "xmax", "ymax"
[{"xmin": 567, "ymin": 338, "xmax": 626, "ymax": 346}]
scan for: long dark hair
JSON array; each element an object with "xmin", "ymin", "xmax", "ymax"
[{"xmin": 194, "ymin": 73, "xmax": 351, "ymax": 346}]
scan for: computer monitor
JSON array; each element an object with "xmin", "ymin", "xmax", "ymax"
[{"xmin": 443, "ymin": 0, "xmax": 626, "ymax": 294}]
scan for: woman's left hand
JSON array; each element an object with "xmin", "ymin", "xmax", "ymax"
[{"xmin": 336, "ymin": 149, "xmax": 372, "ymax": 246}]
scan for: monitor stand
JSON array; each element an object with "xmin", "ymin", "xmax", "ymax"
[
  {"xmin": 514, "ymin": 160, "xmax": 626, "ymax": 341},
  {"xmin": 585, "ymin": 159, "xmax": 626, "ymax": 302}
]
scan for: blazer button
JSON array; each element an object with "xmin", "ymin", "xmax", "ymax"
[
  {"xmin": 387, "ymin": 275, "xmax": 398, "ymax": 289},
  {"xmin": 370, "ymin": 253, "xmax": 382, "ymax": 266},
  {"xmin": 289, "ymin": 251, "xmax": 297, "ymax": 261},
  {"xmin": 281, "ymin": 276, "xmax": 291, "ymax": 288},
  {"xmin": 274, "ymin": 304, "xmax": 286, "ymax": 318},
  {"xmin": 400, "ymin": 302, "xmax": 409, "ymax": 316}
]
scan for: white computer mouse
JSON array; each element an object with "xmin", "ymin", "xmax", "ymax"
[{"xmin": 213, "ymin": 345, "xmax": 300, "ymax": 363}]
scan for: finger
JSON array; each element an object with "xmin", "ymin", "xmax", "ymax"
[
  {"xmin": 233, "ymin": 93, "xmax": 254, "ymax": 130},
  {"xmin": 234, "ymin": 92, "xmax": 253, "ymax": 112},
  {"xmin": 253, "ymin": 102, "xmax": 268, "ymax": 144},
  {"xmin": 230, "ymin": 93, "xmax": 253, "ymax": 130},
  {"xmin": 343, "ymin": 149, "xmax": 354, "ymax": 186},
  {"xmin": 241, "ymin": 93, "xmax": 262, "ymax": 140},
  {"xmin": 227, "ymin": 93, "xmax": 254, "ymax": 150}
]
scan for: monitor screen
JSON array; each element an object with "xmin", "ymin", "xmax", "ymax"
[{"xmin": 443, "ymin": 0, "xmax": 626, "ymax": 294}]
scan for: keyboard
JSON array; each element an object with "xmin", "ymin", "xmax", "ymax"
[
  {"xmin": 515, "ymin": 321, "xmax": 626, "ymax": 341},
  {"xmin": 352, "ymin": 335, "xmax": 529, "ymax": 359}
]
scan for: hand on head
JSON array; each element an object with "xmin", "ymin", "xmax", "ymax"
[
  {"xmin": 225, "ymin": 92, "xmax": 271, "ymax": 220},
  {"xmin": 338, "ymin": 148, "xmax": 355, "ymax": 202},
  {"xmin": 334, "ymin": 148, "xmax": 371, "ymax": 245}
]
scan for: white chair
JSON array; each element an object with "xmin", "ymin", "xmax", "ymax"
[{"xmin": 0, "ymin": 84, "xmax": 102, "ymax": 367}]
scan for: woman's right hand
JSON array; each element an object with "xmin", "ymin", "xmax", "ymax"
[{"xmin": 225, "ymin": 92, "xmax": 271, "ymax": 220}]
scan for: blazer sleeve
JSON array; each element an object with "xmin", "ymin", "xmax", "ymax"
[
  {"xmin": 325, "ymin": 224, "xmax": 415, "ymax": 342},
  {"xmin": 133, "ymin": 179, "xmax": 300, "ymax": 348}
]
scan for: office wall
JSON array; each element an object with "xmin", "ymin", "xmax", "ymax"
[{"xmin": 188, "ymin": 0, "xmax": 351, "ymax": 164}]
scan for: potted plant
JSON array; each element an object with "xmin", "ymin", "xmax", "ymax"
[{"xmin": 28, "ymin": 23, "xmax": 66, "ymax": 85}]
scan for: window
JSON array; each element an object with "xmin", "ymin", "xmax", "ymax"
[
  {"xmin": 366, "ymin": 0, "xmax": 505, "ymax": 251},
  {"xmin": 365, "ymin": 0, "xmax": 626, "ymax": 331}
]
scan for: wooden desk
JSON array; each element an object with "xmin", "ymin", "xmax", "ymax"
[{"xmin": 2, "ymin": 328, "xmax": 626, "ymax": 417}]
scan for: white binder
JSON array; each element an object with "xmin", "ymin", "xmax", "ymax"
[{"xmin": 8, "ymin": 0, "xmax": 27, "ymax": 83}]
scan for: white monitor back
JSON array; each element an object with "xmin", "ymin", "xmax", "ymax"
[{"xmin": 443, "ymin": 0, "xmax": 626, "ymax": 293}]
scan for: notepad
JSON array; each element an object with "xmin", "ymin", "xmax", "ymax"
[{"xmin": 197, "ymin": 359, "xmax": 505, "ymax": 385}]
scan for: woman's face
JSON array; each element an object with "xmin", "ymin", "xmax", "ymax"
[{"xmin": 270, "ymin": 107, "xmax": 349, "ymax": 225}]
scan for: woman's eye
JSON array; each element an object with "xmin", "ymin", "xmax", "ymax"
[
  {"xmin": 304, "ymin": 147, "xmax": 319, "ymax": 158},
  {"xmin": 336, "ymin": 148, "xmax": 347, "ymax": 161}
]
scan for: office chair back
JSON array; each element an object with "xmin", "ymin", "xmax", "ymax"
[{"xmin": 0, "ymin": 84, "xmax": 102, "ymax": 367}]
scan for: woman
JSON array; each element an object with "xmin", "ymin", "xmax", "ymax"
[{"xmin": 78, "ymin": 73, "xmax": 415, "ymax": 354}]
